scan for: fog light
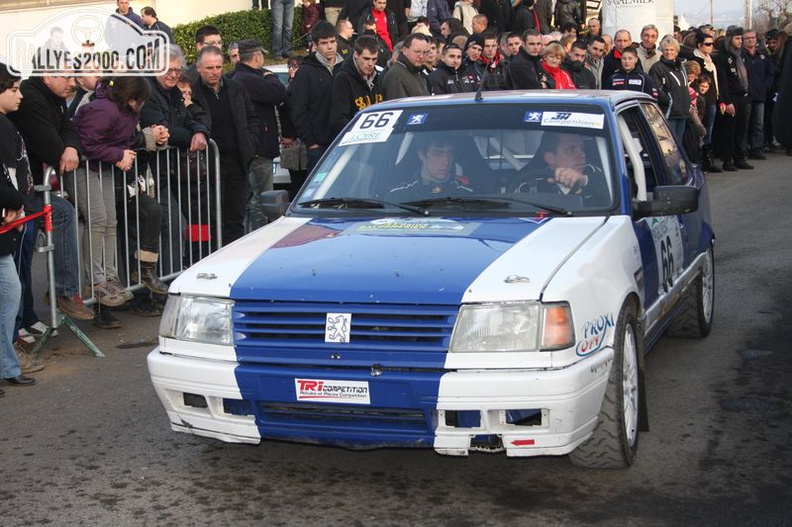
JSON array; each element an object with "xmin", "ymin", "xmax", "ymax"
[{"xmin": 183, "ymin": 393, "xmax": 208, "ymax": 408}]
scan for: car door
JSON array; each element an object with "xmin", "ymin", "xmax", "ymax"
[{"xmin": 617, "ymin": 103, "xmax": 696, "ymax": 341}]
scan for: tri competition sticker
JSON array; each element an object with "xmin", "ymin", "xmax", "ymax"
[
  {"xmin": 295, "ymin": 379, "xmax": 371, "ymax": 405},
  {"xmin": 540, "ymin": 112, "xmax": 605, "ymax": 129},
  {"xmin": 338, "ymin": 110, "xmax": 403, "ymax": 146}
]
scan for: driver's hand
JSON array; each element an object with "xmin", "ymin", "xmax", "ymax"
[{"xmin": 550, "ymin": 167, "xmax": 588, "ymax": 189}]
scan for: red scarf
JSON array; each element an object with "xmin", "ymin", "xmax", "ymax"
[{"xmin": 542, "ymin": 62, "xmax": 576, "ymax": 89}]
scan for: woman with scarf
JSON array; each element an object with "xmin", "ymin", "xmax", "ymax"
[
  {"xmin": 541, "ymin": 43, "xmax": 576, "ymax": 90},
  {"xmin": 685, "ymin": 30, "xmax": 722, "ymax": 172},
  {"xmin": 712, "ymin": 27, "xmax": 753, "ymax": 172}
]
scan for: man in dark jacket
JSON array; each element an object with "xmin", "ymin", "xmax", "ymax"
[
  {"xmin": 382, "ymin": 33, "xmax": 431, "ymax": 99},
  {"xmin": 428, "ymin": 43, "xmax": 476, "ymax": 94},
  {"xmin": 329, "ymin": 36, "xmax": 383, "ymax": 136},
  {"xmin": 478, "ymin": 32, "xmax": 508, "ymax": 90},
  {"xmin": 713, "ymin": 27, "xmax": 752, "ymax": 171},
  {"xmin": 140, "ymin": 6, "xmax": 174, "ymax": 44},
  {"xmin": 562, "ymin": 40, "xmax": 597, "ymax": 89},
  {"xmin": 426, "ymin": 0, "xmax": 451, "ymax": 38},
  {"xmin": 553, "ymin": 0, "xmax": 582, "ymax": 31},
  {"xmin": 506, "ymin": 30, "xmax": 551, "ymax": 89},
  {"xmin": 742, "ymin": 29, "xmax": 775, "ymax": 159},
  {"xmin": 9, "ymin": 73, "xmax": 93, "ymax": 321},
  {"xmin": 227, "ymin": 39, "xmax": 287, "ymax": 230},
  {"xmin": 191, "ymin": 46, "xmax": 259, "ymax": 245},
  {"xmin": 292, "ymin": 21, "xmax": 343, "ymax": 171}
]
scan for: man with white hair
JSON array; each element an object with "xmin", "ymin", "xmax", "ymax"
[{"xmin": 637, "ymin": 24, "xmax": 660, "ymax": 71}]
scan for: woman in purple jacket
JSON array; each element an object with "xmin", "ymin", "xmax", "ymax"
[{"xmin": 71, "ymin": 77, "xmax": 166, "ymax": 326}]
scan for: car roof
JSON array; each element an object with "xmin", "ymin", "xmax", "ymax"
[{"xmin": 365, "ymin": 90, "xmax": 654, "ymax": 112}]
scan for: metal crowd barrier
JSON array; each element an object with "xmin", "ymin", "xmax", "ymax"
[
  {"xmin": 25, "ymin": 140, "xmax": 222, "ymax": 357},
  {"xmin": 58, "ymin": 140, "xmax": 222, "ymax": 308}
]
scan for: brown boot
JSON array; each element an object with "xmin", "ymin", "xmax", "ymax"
[{"xmin": 133, "ymin": 261, "xmax": 169, "ymax": 295}]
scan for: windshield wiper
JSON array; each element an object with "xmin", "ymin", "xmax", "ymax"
[
  {"xmin": 298, "ymin": 197, "xmax": 429, "ymax": 215},
  {"xmin": 403, "ymin": 197, "xmax": 512, "ymax": 210},
  {"xmin": 493, "ymin": 196, "xmax": 573, "ymax": 216}
]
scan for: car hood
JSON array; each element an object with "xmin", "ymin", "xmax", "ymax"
[{"xmin": 172, "ymin": 216, "xmax": 607, "ymax": 304}]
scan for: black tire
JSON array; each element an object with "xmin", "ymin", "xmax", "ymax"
[
  {"xmin": 667, "ymin": 246, "xmax": 715, "ymax": 338},
  {"xmin": 569, "ymin": 302, "xmax": 642, "ymax": 469}
]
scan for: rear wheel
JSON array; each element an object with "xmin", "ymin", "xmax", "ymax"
[
  {"xmin": 667, "ymin": 246, "xmax": 715, "ymax": 338},
  {"xmin": 570, "ymin": 303, "xmax": 642, "ymax": 469}
]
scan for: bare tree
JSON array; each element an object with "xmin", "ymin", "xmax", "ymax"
[{"xmin": 756, "ymin": 0, "xmax": 792, "ymax": 28}]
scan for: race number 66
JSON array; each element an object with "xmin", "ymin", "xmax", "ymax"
[{"xmin": 358, "ymin": 111, "xmax": 398, "ymax": 130}]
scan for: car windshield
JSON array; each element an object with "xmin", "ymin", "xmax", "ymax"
[{"xmin": 293, "ymin": 104, "xmax": 618, "ymax": 216}]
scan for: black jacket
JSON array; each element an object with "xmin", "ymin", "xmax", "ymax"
[
  {"xmin": 0, "ymin": 115, "xmax": 27, "ymax": 256},
  {"xmin": 506, "ymin": 48, "xmax": 551, "ymax": 90},
  {"xmin": 428, "ymin": 61, "xmax": 477, "ymax": 94},
  {"xmin": 291, "ymin": 53, "xmax": 343, "ymax": 147},
  {"xmin": 743, "ymin": 48, "xmax": 774, "ymax": 102},
  {"xmin": 602, "ymin": 47, "xmax": 642, "ymax": 87},
  {"xmin": 772, "ymin": 39, "xmax": 792, "ymax": 147},
  {"xmin": 561, "ymin": 58, "xmax": 597, "ymax": 89},
  {"xmin": 553, "ymin": 0, "xmax": 582, "ymax": 28},
  {"xmin": 227, "ymin": 62, "xmax": 287, "ymax": 159},
  {"xmin": 9, "ymin": 77, "xmax": 82, "ymax": 185},
  {"xmin": 713, "ymin": 44, "xmax": 748, "ymax": 104},
  {"xmin": 603, "ymin": 68, "xmax": 658, "ymax": 99},
  {"xmin": 329, "ymin": 56, "xmax": 383, "ymax": 136},
  {"xmin": 191, "ymin": 77, "xmax": 260, "ymax": 172},
  {"xmin": 139, "ymin": 77, "xmax": 210, "ymax": 150},
  {"xmin": 648, "ymin": 56, "xmax": 691, "ymax": 119}
]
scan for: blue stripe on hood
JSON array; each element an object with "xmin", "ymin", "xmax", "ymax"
[{"xmin": 230, "ymin": 217, "xmax": 550, "ymax": 305}]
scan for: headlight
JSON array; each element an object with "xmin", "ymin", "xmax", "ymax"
[
  {"xmin": 449, "ymin": 302, "xmax": 574, "ymax": 352},
  {"xmin": 159, "ymin": 295, "xmax": 234, "ymax": 345}
]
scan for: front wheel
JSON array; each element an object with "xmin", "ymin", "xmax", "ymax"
[{"xmin": 569, "ymin": 302, "xmax": 643, "ymax": 469}]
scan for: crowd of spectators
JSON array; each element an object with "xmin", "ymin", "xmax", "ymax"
[{"xmin": 3, "ymin": 0, "xmax": 792, "ymax": 395}]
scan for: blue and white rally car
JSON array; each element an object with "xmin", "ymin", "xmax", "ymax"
[{"xmin": 148, "ymin": 91, "xmax": 714, "ymax": 468}]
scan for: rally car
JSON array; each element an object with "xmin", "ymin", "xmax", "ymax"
[{"xmin": 148, "ymin": 91, "xmax": 714, "ymax": 468}]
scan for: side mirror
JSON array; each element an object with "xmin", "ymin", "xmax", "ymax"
[{"xmin": 632, "ymin": 185, "xmax": 699, "ymax": 218}]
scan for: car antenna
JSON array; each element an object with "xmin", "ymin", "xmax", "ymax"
[{"xmin": 475, "ymin": 60, "xmax": 496, "ymax": 102}]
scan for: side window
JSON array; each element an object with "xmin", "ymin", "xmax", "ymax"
[
  {"xmin": 617, "ymin": 107, "xmax": 664, "ymax": 198},
  {"xmin": 642, "ymin": 103, "xmax": 688, "ymax": 185}
]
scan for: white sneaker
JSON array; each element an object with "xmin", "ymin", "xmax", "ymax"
[
  {"xmin": 26, "ymin": 321, "xmax": 58, "ymax": 338},
  {"xmin": 107, "ymin": 277, "xmax": 134, "ymax": 302},
  {"xmin": 91, "ymin": 280, "xmax": 127, "ymax": 307},
  {"xmin": 18, "ymin": 329, "xmax": 36, "ymax": 344}
]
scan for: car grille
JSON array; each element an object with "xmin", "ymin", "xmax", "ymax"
[{"xmin": 233, "ymin": 301, "xmax": 458, "ymax": 356}]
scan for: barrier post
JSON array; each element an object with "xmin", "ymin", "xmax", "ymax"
[{"xmin": 30, "ymin": 183, "xmax": 105, "ymax": 358}]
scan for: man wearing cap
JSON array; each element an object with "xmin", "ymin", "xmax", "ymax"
[
  {"xmin": 227, "ymin": 40, "xmax": 287, "ymax": 230},
  {"xmin": 506, "ymin": 29, "xmax": 550, "ymax": 90},
  {"xmin": 462, "ymin": 33, "xmax": 485, "ymax": 87},
  {"xmin": 713, "ymin": 26, "xmax": 753, "ymax": 171},
  {"xmin": 382, "ymin": 33, "xmax": 431, "ymax": 99}
]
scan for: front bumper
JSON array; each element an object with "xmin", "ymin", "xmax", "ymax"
[{"xmin": 147, "ymin": 347, "xmax": 613, "ymax": 456}]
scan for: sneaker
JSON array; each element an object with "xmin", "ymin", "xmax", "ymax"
[
  {"xmin": 18, "ymin": 329, "xmax": 35, "ymax": 344},
  {"xmin": 107, "ymin": 277, "xmax": 134, "ymax": 302},
  {"xmin": 90, "ymin": 281, "xmax": 127, "ymax": 307},
  {"xmin": 46, "ymin": 293, "xmax": 95, "ymax": 320},
  {"xmin": 734, "ymin": 160, "xmax": 754, "ymax": 170},
  {"xmin": 722, "ymin": 162, "xmax": 739, "ymax": 172},
  {"xmin": 26, "ymin": 321, "xmax": 58, "ymax": 338},
  {"xmin": 14, "ymin": 342, "xmax": 46, "ymax": 374},
  {"xmin": 93, "ymin": 307, "xmax": 121, "ymax": 329}
]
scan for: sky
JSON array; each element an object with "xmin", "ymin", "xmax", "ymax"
[{"xmin": 674, "ymin": 0, "xmax": 762, "ymax": 29}]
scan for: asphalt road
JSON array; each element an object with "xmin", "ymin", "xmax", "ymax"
[{"xmin": 1, "ymin": 154, "xmax": 791, "ymax": 526}]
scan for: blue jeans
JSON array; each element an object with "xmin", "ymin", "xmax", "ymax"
[
  {"xmin": 271, "ymin": 0, "xmax": 293, "ymax": 57},
  {"xmin": 0, "ymin": 254, "xmax": 22, "ymax": 379},
  {"xmin": 747, "ymin": 101, "xmax": 765, "ymax": 153},
  {"xmin": 247, "ymin": 156, "xmax": 274, "ymax": 231},
  {"xmin": 668, "ymin": 118, "xmax": 686, "ymax": 146},
  {"xmin": 29, "ymin": 193, "xmax": 81, "ymax": 297},
  {"xmin": 14, "ymin": 221, "xmax": 39, "ymax": 334}
]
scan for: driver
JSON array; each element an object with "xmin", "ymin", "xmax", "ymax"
[
  {"xmin": 511, "ymin": 132, "xmax": 607, "ymax": 200},
  {"xmin": 389, "ymin": 138, "xmax": 474, "ymax": 200}
]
